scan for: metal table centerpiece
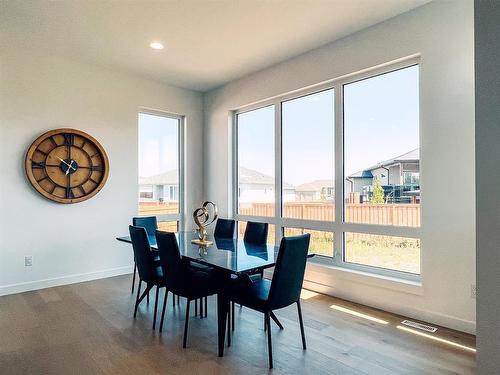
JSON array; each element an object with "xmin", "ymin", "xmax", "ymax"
[{"xmin": 192, "ymin": 201, "xmax": 218, "ymax": 246}]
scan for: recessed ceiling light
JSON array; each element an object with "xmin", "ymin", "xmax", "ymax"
[{"xmin": 150, "ymin": 41, "xmax": 164, "ymax": 50}]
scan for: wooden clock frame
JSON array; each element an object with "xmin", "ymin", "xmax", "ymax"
[{"xmin": 25, "ymin": 128, "xmax": 110, "ymax": 204}]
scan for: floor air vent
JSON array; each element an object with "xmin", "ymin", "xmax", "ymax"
[{"xmin": 401, "ymin": 320, "xmax": 437, "ymax": 333}]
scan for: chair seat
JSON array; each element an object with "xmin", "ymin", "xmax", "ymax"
[
  {"xmin": 169, "ymin": 269, "xmax": 218, "ymax": 299},
  {"xmin": 227, "ymin": 278, "xmax": 271, "ymax": 312}
]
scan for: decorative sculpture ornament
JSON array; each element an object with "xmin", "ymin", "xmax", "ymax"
[{"xmin": 192, "ymin": 201, "xmax": 218, "ymax": 246}]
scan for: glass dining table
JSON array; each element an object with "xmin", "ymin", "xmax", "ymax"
[{"xmin": 116, "ymin": 231, "xmax": 314, "ymax": 357}]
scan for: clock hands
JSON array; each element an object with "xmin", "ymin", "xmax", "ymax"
[
  {"xmin": 57, "ymin": 157, "xmax": 77, "ymax": 173},
  {"xmin": 65, "ymin": 160, "xmax": 75, "ymax": 175}
]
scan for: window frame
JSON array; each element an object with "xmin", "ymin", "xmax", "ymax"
[
  {"xmin": 232, "ymin": 56, "xmax": 421, "ymax": 282},
  {"xmin": 138, "ymin": 108, "xmax": 185, "ymax": 230}
]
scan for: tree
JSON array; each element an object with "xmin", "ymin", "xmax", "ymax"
[{"xmin": 371, "ymin": 176, "xmax": 385, "ymax": 204}]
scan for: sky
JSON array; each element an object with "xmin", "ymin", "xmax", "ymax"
[
  {"xmin": 138, "ymin": 113, "xmax": 178, "ymax": 178},
  {"xmin": 238, "ymin": 65, "xmax": 419, "ymax": 186},
  {"xmin": 138, "ymin": 65, "xmax": 419, "ymax": 186}
]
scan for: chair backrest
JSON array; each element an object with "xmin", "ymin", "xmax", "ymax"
[
  {"xmin": 155, "ymin": 231, "xmax": 184, "ymax": 292},
  {"xmin": 132, "ymin": 216, "xmax": 157, "ymax": 237},
  {"xmin": 214, "ymin": 218, "xmax": 236, "ymax": 239},
  {"xmin": 268, "ymin": 234, "xmax": 310, "ymax": 310},
  {"xmin": 129, "ymin": 225, "xmax": 156, "ymax": 283},
  {"xmin": 243, "ymin": 221, "xmax": 268, "ymax": 246}
]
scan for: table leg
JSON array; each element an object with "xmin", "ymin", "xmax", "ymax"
[{"xmin": 217, "ymin": 292, "xmax": 229, "ymax": 357}]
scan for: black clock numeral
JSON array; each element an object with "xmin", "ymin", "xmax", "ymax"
[
  {"xmin": 89, "ymin": 177, "xmax": 99, "ymax": 184},
  {"xmin": 32, "ymin": 161, "xmax": 46, "ymax": 169},
  {"xmin": 91, "ymin": 165, "xmax": 104, "ymax": 172},
  {"xmin": 65, "ymin": 186, "xmax": 74, "ymax": 199},
  {"xmin": 49, "ymin": 184, "xmax": 57, "ymax": 194},
  {"xmin": 35, "ymin": 149, "xmax": 48, "ymax": 156},
  {"xmin": 64, "ymin": 134, "xmax": 75, "ymax": 146},
  {"xmin": 49, "ymin": 136, "xmax": 58, "ymax": 148},
  {"xmin": 78, "ymin": 186, "xmax": 86, "ymax": 195}
]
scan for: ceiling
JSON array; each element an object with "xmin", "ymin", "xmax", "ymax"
[{"xmin": 0, "ymin": 0, "xmax": 430, "ymax": 92}]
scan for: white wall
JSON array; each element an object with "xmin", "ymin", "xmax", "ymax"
[
  {"xmin": 0, "ymin": 46, "xmax": 204, "ymax": 295},
  {"xmin": 475, "ymin": 0, "xmax": 500, "ymax": 372},
  {"xmin": 204, "ymin": 1, "xmax": 475, "ymax": 333}
]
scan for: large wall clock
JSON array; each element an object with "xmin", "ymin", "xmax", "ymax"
[{"xmin": 25, "ymin": 128, "xmax": 109, "ymax": 204}]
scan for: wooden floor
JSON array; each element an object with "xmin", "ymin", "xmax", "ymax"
[{"xmin": 0, "ymin": 275, "xmax": 475, "ymax": 374}]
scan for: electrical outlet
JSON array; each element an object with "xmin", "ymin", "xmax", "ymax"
[
  {"xmin": 471, "ymin": 284, "xmax": 476, "ymax": 299},
  {"xmin": 24, "ymin": 256, "xmax": 33, "ymax": 267}
]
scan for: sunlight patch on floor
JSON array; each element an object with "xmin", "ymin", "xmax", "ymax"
[
  {"xmin": 330, "ymin": 304, "xmax": 389, "ymax": 325},
  {"xmin": 300, "ymin": 289, "xmax": 319, "ymax": 300},
  {"xmin": 397, "ymin": 325, "xmax": 476, "ymax": 353}
]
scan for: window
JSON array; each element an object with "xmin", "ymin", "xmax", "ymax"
[
  {"xmin": 344, "ymin": 65, "xmax": 420, "ymax": 225},
  {"xmin": 284, "ymin": 228, "xmax": 334, "ymax": 257},
  {"xmin": 236, "ymin": 105, "xmax": 275, "ymax": 217},
  {"xmin": 157, "ymin": 221, "xmax": 179, "ymax": 233},
  {"xmin": 344, "ymin": 233, "xmax": 420, "ymax": 274},
  {"xmin": 138, "ymin": 111, "xmax": 183, "ymax": 229},
  {"xmin": 234, "ymin": 59, "xmax": 420, "ymax": 279},
  {"xmin": 282, "ymin": 89, "xmax": 335, "ymax": 220}
]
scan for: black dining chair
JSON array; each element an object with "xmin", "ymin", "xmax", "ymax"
[
  {"xmin": 129, "ymin": 225, "xmax": 166, "ymax": 330},
  {"xmin": 225, "ymin": 233, "xmax": 311, "ymax": 369},
  {"xmin": 229, "ymin": 221, "xmax": 269, "ymax": 333},
  {"xmin": 131, "ymin": 216, "xmax": 157, "ymax": 294},
  {"xmin": 155, "ymin": 231, "xmax": 220, "ymax": 348},
  {"xmin": 214, "ymin": 218, "xmax": 236, "ymax": 239},
  {"xmin": 243, "ymin": 221, "xmax": 268, "ymax": 245}
]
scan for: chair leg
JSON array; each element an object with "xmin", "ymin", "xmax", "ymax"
[
  {"xmin": 265, "ymin": 313, "xmax": 273, "ymax": 369},
  {"xmin": 147, "ymin": 290, "xmax": 150, "ymax": 304},
  {"xmin": 297, "ymin": 301, "xmax": 307, "ymax": 350},
  {"xmin": 135, "ymin": 284, "xmax": 153, "ymax": 317},
  {"xmin": 159, "ymin": 290, "xmax": 168, "ymax": 332},
  {"xmin": 131, "ymin": 262, "xmax": 137, "ymax": 294},
  {"xmin": 173, "ymin": 293, "xmax": 176, "ymax": 307},
  {"xmin": 270, "ymin": 311, "xmax": 284, "ymax": 330},
  {"xmin": 195, "ymin": 299, "xmax": 198, "ymax": 316},
  {"xmin": 152, "ymin": 285, "xmax": 160, "ymax": 330},
  {"xmin": 200, "ymin": 298, "xmax": 204, "ymax": 317},
  {"xmin": 204, "ymin": 296, "xmax": 208, "ymax": 318},
  {"xmin": 183, "ymin": 299, "xmax": 191, "ymax": 348},
  {"xmin": 231, "ymin": 301, "xmax": 235, "ymax": 331},
  {"xmin": 177, "ymin": 295, "xmax": 180, "ymax": 304},
  {"xmin": 134, "ymin": 280, "xmax": 142, "ymax": 318}
]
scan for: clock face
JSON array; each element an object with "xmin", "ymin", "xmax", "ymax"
[{"xmin": 25, "ymin": 128, "xmax": 109, "ymax": 204}]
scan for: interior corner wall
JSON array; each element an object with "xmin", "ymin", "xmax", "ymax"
[
  {"xmin": 0, "ymin": 46, "xmax": 204, "ymax": 296},
  {"xmin": 475, "ymin": 0, "xmax": 500, "ymax": 372},
  {"xmin": 203, "ymin": 0, "xmax": 475, "ymax": 333}
]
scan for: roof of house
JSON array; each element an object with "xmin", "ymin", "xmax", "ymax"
[
  {"xmin": 239, "ymin": 167, "xmax": 294, "ymax": 189},
  {"xmin": 348, "ymin": 148, "xmax": 419, "ymax": 179},
  {"xmin": 139, "ymin": 170, "xmax": 178, "ymax": 185},
  {"xmin": 296, "ymin": 180, "xmax": 334, "ymax": 193}
]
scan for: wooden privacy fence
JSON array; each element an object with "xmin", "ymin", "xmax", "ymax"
[
  {"xmin": 138, "ymin": 201, "xmax": 421, "ymax": 227},
  {"xmin": 138, "ymin": 202, "xmax": 179, "ymax": 216},
  {"xmin": 239, "ymin": 202, "xmax": 420, "ymax": 227}
]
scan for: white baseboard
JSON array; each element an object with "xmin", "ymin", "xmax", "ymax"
[
  {"xmin": 0, "ymin": 265, "xmax": 134, "ymax": 297},
  {"xmin": 302, "ymin": 279, "xmax": 476, "ymax": 335}
]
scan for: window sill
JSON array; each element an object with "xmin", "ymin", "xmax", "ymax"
[{"xmin": 305, "ymin": 256, "xmax": 423, "ymax": 296}]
